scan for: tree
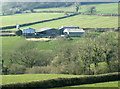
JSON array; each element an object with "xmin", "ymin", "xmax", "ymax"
[
  {"xmin": 74, "ymin": 2, "xmax": 81, "ymax": 12},
  {"xmin": 86, "ymin": 6, "xmax": 96, "ymax": 14},
  {"xmin": 15, "ymin": 30, "xmax": 22, "ymax": 36}
]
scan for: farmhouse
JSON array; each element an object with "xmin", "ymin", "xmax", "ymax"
[
  {"xmin": 35, "ymin": 27, "xmax": 59, "ymax": 38},
  {"xmin": 23, "ymin": 28, "xmax": 35, "ymax": 37}
]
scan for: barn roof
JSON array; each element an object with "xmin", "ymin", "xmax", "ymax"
[
  {"xmin": 35, "ymin": 27, "xmax": 53, "ymax": 33},
  {"xmin": 64, "ymin": 29, "xmax": 85, "ymax": 33},
  {"xmin": 23, "ymin": 28, "xmax": 35, "ymax": 34},
  {"xmin": 59, "ymin": 26, "xmax": 79, "ymax": 29}
]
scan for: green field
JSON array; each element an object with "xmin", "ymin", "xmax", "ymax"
[
  {"xmin": 2, "ymin": 74, "xmax": 83, "ymax": 85},
  {"xmin": 20, "ymin": 15, "xmax": 118, "ymax": 29},
  {"xmin": 2, "ymin": 74, "xmax": 119, "ymax": 87},
  {"xmin": 1, "ymin": 13, "xmax": 64, "ymax": 27},
  {"xmin": 3, "ymin": 13, "xmax": 118, "ymax": 31},
  {"xmin": 2, "ymin": 3, "xmax": 118, "ymax": 31},
  {"xmin": 51, "ymin": 81, "xmax": 119, "ymax": 89},
  {"xmin": 34, "ymin": 3, "xmax": 118, "ymax": 14},
  {"xmin": 2, "ymin": 36, "xmax": 82, "ymax": 52}
]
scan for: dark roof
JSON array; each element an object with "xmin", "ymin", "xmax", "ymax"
[{"xmin": 35, "ymin": 27, "xmax": 53, "ymax": 33}]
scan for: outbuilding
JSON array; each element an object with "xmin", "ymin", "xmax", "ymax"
[
  {"xmin": 23, "ymin": 28, "xmax": 35, "ymax": 37},
  {"xmin": 59, "ymin": 26, "xmax": 80, "ymax": 35},
  {"xmin": 35, "ymin": 27, "xmax": 59, "ymax": 38},
  {"xmin": 63, "ymin": 28, "xmax": 85, "ymax": 37}
]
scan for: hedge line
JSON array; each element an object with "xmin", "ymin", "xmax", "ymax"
[
  {"xmin": 2, "ymin": 72, "xmax": 120, "ymax": 89},
  {"xmin": 1, "ymin": 13, "xmax": 80, "ymax": 30}
]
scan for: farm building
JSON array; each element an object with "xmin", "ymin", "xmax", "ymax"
[
  {"xmin": 23, "ymin": 28, "xmax": 35, "ymax": 37},
  {"xmin": 59, "ymin": 26, "xmax": 80, "ymax": 35},
  {"xmin": 63, "ymin": 28, "xmax": 85, "ymax": 37},
  {"xmin": 35, "ymin": 27, "xmax": 59, "ymax": 38}
]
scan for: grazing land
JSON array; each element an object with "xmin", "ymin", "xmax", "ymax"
[
  {"xmin": 51, "ymin": 81, "xmax": 119, "ymax": 89},
  {"xmin": 20, "ymin": 15, "xmax": 118, "ymax": 29},
  {"xmin": 1, "ymin": 13, "xmax": 64, "ymax": 27},
  {"xmin": 35, "ymin": 3, "xmax": 118, "ymax": 14},
  {"xmin": 2, "ymin": 74, "xmax": 83, "ymax": 84}
]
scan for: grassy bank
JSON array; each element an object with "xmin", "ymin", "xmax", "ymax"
[
  {"xmin": 51, "ymin": 81, "xmax": 119, "ymax": 89},
  {"xmin": 2, "ymin": 72, "xmax": 119, "ymax": 89}
]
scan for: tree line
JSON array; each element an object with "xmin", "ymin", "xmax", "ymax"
[{"xmin": 2, "ymin": 30, "xmax": 119, "ymax": 75}]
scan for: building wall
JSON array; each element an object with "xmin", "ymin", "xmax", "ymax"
[{"xmin": 69, "ymin": 32, "xmax": 84, "ymax": 37}]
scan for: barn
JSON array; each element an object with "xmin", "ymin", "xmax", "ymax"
[
  {"xmin": 63, "ymin": 28, "xmax": 85, "ymax": 37},
  {"xmin": 23, "ymin": 28, "xmax": 35, "ymax": 37},
  {"xmin": 35, "ymin": 27, "xmax": 59, "ymax": 38},
  {"xmin": 59, "ymin": 26, "xmax": 80, "ymax": 35}
]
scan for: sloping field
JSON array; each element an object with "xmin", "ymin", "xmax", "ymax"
[
  {"xmin": 2, "ymin": 74, "xmax": 83, "ymax": 85},
  {"xmin": 2, "ymin": 72, "xmax": 119, "ymax": 89},
  {"xmin": 1, "ymin": 13, "xmax": 65, "ymax": 27},
  {"xmin": 34, "ymin": 3, "xmax": 118, "ymax": 14},
  {"xmin": 51, "ymin": 81, "xmax": 119, "ymax": 89},
  {"xmin": 20, "ymin": 15, "xmax": 118, "ymax": 29}
]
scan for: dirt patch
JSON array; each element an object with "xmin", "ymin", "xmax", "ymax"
[{"xmin": 26, "ymin": 38, "xmax": 51, "ymax": 41}]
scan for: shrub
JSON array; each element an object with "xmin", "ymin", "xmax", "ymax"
[
  {"xmin": 25, "ymin": 66, "xmax": 51, "ymax": 74},
  {"xmin": 15, "ymin": 30, "xmax": 22, "ymax": 36},
  {"xmin": 8, "ymin": 64, "xmax": 26, "ymax": 74}
]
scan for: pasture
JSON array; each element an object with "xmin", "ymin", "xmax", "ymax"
[
  {"xmin": 1, "ymin": 13, "xmax": 65, "ymax": 27},
  {"xmin": 51, "ymin": 81, "xmax": 119, "ymax": 88},
  {"xmin": 2, "ymin": 14, "xmax": 118, "ymax": 31},
  {"xmin": 20, "ymin": 15, "xmax": 118, "ymax": 29},
  {"xmin": 34, "ymin": 3, "xmax": 118, "ymax": 14},
  {"xmin": 2, "ymin": 36, "xmax": 83, "ymax": 52},
  {"xmin": 2, "ymin": 74, "xmax": 83, "ymax": 84}
]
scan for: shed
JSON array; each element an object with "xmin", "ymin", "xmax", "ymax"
[
  {"xmin": 63, "ymin": 29, "xmax": 85, "ymax": 37},
  {"xmin": 35, "ymin": 27, "xmax": 59, "ymax": 37},
  {"xmin": 23, "ymin": 28, "xmax": 35, "ymax": 37}
]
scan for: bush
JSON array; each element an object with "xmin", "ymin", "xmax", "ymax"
[
  {"xmin": 15, "ymin": 30, "xmax": 22, "ymax": 36},
  {"xmin": 25, "ymin": 66, "xmax": 51, "ymax": 74},
  {"xmin": 8, "ymin": 64, "xmax": 26, "ymax": 74}
]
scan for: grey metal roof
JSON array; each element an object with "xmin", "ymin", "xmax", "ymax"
[
  {"xmin": 60, "ymin": 26, "xmax": 79, "ymax": 29},
  {"xmin": 35, "ymin": 27, "xmax": 53, "ymax": 33},
  {"xmin": 23, "ymin": 28, "xmax": 35, "ymax": 34},
  {"xmin": 64, "ymin": 29, "xmax": 85, "ymax": 33}
]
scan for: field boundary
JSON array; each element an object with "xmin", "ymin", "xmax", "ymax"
[
  {"xmin": 2, "ymin": 72, "xmax": 119, "ymax": 89},
  {"xmin": 1, "ymin": 13, "xmax": 80, "ymax": 30}
]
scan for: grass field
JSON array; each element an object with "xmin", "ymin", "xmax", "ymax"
[
  {"xmin": 2, "ymin": 74, "xmax": 83, "ymax": 85},
  {"xmin": 19, "ymin": 14, "xmax": 118, "ymax": 29},
  {"xmin": 2, "ymin": 74, "xmax": 119, "ymax": 87},
  {"xmin": 2, "ymin": 36, "xmax": 83, "ymax": 52},
  {"xmin": 51, "ymin": 81, "xmax": 119, "ymax": 89},
  {"xmin": 34, "ymin": 3, "xmax": 118, "ymax": 14},
  {"xmin": 1, "ymin": 13, "xmax": 65, "ymax": 27}
]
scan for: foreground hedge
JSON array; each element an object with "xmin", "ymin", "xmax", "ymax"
[{"xmin": 2, "ymin": 72, "xmax": 120, "ymax": 89}]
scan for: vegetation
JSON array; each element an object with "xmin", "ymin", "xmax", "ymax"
[
  {"xmin": 2, "ymin": 30, "xmax": 119, "ymax": 75},
  {"xmin": 1, "ymin": 13, "xmax": 65, "ymax": 27},
  {"xmin": 19, "ymin": 14, "xmax": 117, "ymax": 29},
  {"xmin": 15, "ymin": 30, "xmax": 22, "ymax": 36},
  {"xmin": 2, "ymin": 2, "xmax": 73, "ymax": 15},
  {"xmin": 2, "ymin": 74, "xmax": 81, "ymax": 84},
  {"xmin": 34, "ymin": 3, "xmax": 118, "ymax": 14},
  {"xmin": 51, "ymin": 81, "xmax": 119, "ymax": 89},
  {"xmin": 2, "ymin": 72, "xmax": 119, "ymax": 88}
]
